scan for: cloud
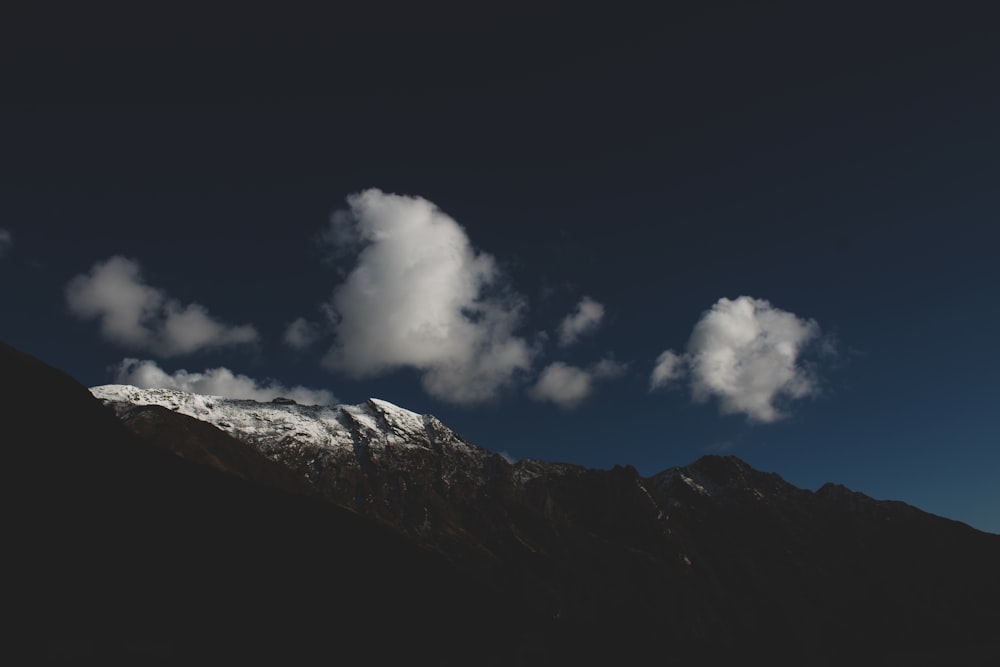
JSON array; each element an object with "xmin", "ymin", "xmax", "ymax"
[
  {"xmin": 0, "ymin": 228, "xmax": 11, "ymax": 256},
  {"xmin": 650, "ymin": 349, "xmax": 686, "ymax": 389},
  {"xmin": 498, "ymin": 450, "xmax": 517, "ymax": 464},
  {"xmin": 592, "ymin": 358, "xmax": 627, "ymax": 380},
  {"xmin": 557, "ymin": 296, "xmax": 605, "ymax": 346},
  {"xmin": 66, "ymin": 256, "xmax": 259, "ymax": 356},
  {"xmin": 650, "ymin": 296, "xmax": 822, "ymax": 423},
  {"xmin": 113, "ymin": 358, "xmax": 336, "ymax": 406},
  {"xmin": 529, "ymin": 358, "xmax": 625, "ymax": 409},
  {"xmin": 283, "ymin": 317, "xmax": 322, "ymax": 350},
  {"xmin": 317, "ymin": 189, "xmax": 533, "ymax": 404}
]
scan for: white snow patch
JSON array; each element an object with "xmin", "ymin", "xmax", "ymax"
[
  {"xmin": 636, "ymin": 480, "xmax": 666, "ymax": 520},
  {"xmin": 88, "ymin": 383, "xmax": 509, "ymax": 493},
  {"xmin": 680, "ymin": 474, "xmax": 711, "ymax": 497},
  {"xmin": 91, "ymin": 385, "xmax": 355, "ymax": 452},
  {"xmin": 369, "ymin": 398, "xmax": 428, "ymax": 439}
]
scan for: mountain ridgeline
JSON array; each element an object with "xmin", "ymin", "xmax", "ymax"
[{"xmin": 5, "ymin": 341, "xmax": 999, "ymax": 665}]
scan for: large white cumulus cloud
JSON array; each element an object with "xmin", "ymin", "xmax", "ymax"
[
  {"xmin": 318, "ymin": 189, "xmax": 533, "ymax": 404},
  {"xmin": 651, "ymin": 296, "xmax": 821, "ymax": 423},
  {"xmin": 114, "ymin": 358, "xmax": 336, "ymax": 406},
  {"xmin": 66, "ymin": 256, "xmax": 258, "ymax": 356}
]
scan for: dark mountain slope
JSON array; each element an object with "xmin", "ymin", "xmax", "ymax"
[
  {"xmin": 2, "ymin": 342, "xmax": 525, "ymax": 665},
  {"xmin": 110, "ymin": 401, "xmax": 317, "ymax": 497},
  {"xmin": 646, "ymin": 456, "xmax": 1000, "ymax": 663}
]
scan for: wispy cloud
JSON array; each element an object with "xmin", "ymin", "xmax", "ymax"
[
  {"xmin": 283, "ymin": 317, "xmax": 322, "ymax": 350},
  {"xmin": 529, "ymin": 358, "xmax": 625, "ymax": 409},
  {"xmin": 650, "ymin": 296, "xmax": 823, "ymax": 423},
  {"xmin": 113, "ymin": 358, "xmax": 336, "ymax": 406},
  {"xmin": 0, "ymin": 228, "xmax": 11, "ymax": 257},
  {"xmin": 649, "ymin": 349, "xmax": 686, "ymax": 390},
  {"xmin": 498, "ymin": 450, "xmax": 517, "ymax": 464},
  {"xmin": 66, "ymin": 256, "xmax": 259, "ymax": 356},
  {"xmin": 557, "ymin": 296, "xmax": 605, "ymax": 347},
  {"xmin": 316, "ymin": 189, "xmax": 533, "ymax": 404}
]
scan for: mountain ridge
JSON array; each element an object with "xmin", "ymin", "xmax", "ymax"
[
  {"xmin": 92, "ymin": 382, "xmax": 990, "ymax": 537},
  {"xmin": 5, "ymin": 341, "xmax": 1000, "ymax": 665}
]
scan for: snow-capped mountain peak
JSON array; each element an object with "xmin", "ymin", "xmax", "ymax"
[
  {"xmin": 89, "ymin": 384, "xmax": 476, "ymax": 458},
  {"xmin": 90, "ymin": 383, "xmax": 511, "ymax": 552}
]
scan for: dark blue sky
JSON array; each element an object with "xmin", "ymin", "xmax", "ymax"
[{"xmin": 2, "ymin": 3, "xmax": 998, "ymax": 532}]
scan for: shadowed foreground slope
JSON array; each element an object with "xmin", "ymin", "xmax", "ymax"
[{"xmin": 3, "ymin": 341, "xmax": 522, "ymax": 665}]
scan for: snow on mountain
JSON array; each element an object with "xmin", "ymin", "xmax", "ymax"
[{"xmin": 90, "ymin": 384, "xmax": 478, "ymax": 458}]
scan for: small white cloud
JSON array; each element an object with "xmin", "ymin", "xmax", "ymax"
[
  {"xmin": 650, "ymin": 349, "xmax": 686, "ymax": 390},
  {"xmin": 0, "ymin": 228, "xmax": 12, "ymax": 256},
  {"xmin": 283, "ymin": 317, "xmax": 322, "ymax": 350},
  {"xmin": 650, "ymin": 296, "xmax": 822, "ymax": 423},
  {"xmin": 66, "ymin": 256, "xmax": 259, "ymax": 356},
  {"xmin": 557, "ymin": 296, "xmax": 605, "ymax": 347},
  {"xmin": 529, "ymin": 358, "xmax": 625, "ymax": 409},
  {"xmin": 530, "ymin": 363, "xmax": 592, "ymax": 409},
  {"xmin": 317, "ymin": 188, "xmax": 533, "ymax": 404},
  {"xmin": 113, "ymin": 358, "xmax": 336, "ymax": 406}
]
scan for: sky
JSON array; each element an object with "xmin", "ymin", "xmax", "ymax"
[{"xmin": 2, "ymin": 3, "xmax": 998, "ymax": 533}]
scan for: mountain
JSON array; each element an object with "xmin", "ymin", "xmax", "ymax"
[
  {"xmin": 5, "ymin": 341, "xmax": 1000, "ymax": 665},
  {"xmin": 2, "ymin": 343, "xmax": 519, "ymax": 665}
]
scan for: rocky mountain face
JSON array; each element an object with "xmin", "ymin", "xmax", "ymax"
[{"xmin": 5, "ymin": 342, "xmax": 1000, "ymax": 665}]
